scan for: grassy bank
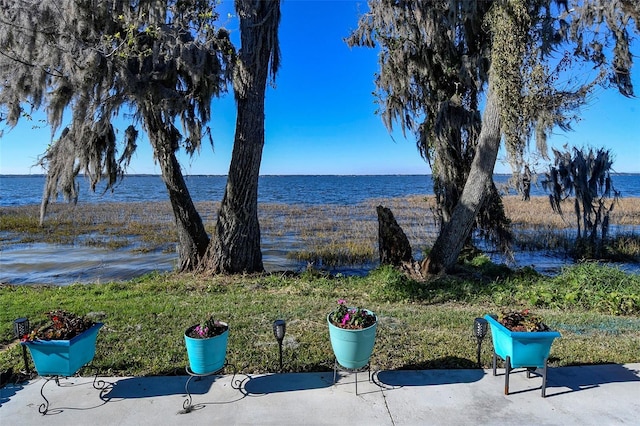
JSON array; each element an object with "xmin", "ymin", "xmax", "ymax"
[{"xmin": 2, "ymin": 263, "xmax": 639, "ymax": 377}]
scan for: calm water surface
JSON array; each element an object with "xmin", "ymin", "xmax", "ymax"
[
  {"xmin": 4, "ymin": 174, "xmax": 639, "ymax": 207},
  {"xmin": 1, "ymin": 174, "xmax": 639, "ymax": 285}
]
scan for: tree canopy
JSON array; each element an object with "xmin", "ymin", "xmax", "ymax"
[
  {"xmin": 350, "ymin": 0, "xmax": 637, "ymax": 173},
  {"xmin": 543, "ymin": 145, "xmax": 619, "ymax": 258},
  {"xmin": 1, "ymin": 0, "xmax": 242, "ymax": 270},
  {"xmin": 349, "ymin": 0, "xmax": 638, "ymax": 273},
  {"xmin": 0, "ymin": 0, "xmax": 234, "ymax": 210}
]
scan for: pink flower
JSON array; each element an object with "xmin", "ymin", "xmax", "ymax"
[
  {"xmin": 338, "ymin": 299, "xmax": 346, "ymax": 305},
  {"xmin": 341, "ymin": 313, "xmax": 350, "ymax": 325},
  {"xmin": 195, "ymin": 325, "xmax": 209, "ymax": 337}
]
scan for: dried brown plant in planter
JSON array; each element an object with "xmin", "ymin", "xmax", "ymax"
[
  {"xmin": 498, "ymin": 309, "xmax": 550, "ymax": 332},
  {"xmin": 22, "ymin": 310, "xmax": 96, "ymax": 341}
]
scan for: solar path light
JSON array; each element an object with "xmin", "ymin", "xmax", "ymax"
[
  {"xmin": 473, "ymin": 317, "xmax": 488, "ymax": 368},
  {"xmin": 273, "ymin": 319, "xmax": 286, "ymax": 372},
  {"xmin": 14, "ymin": 317, "xmax": 31, "ymax": 374}
]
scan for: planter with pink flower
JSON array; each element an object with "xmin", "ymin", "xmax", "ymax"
[
  {"xmin": 184, "ymin": 316, "xmax": 229, "ymax": 375},
  {"xmin": 327, "ymin": 299, "xmax": 377, "ymax": 370}
]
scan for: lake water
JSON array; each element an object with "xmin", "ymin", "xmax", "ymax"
[
  {"xmin": 1, "ymin": 174, "xmax": 639, "ymax": 284},
  {"xmin": 3, "ymin": 174, "xmax": 640, "ymax": 207}
]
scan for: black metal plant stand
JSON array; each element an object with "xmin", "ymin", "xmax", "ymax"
[
  {"xmin": 332, "ymin": 360, "xmax": 371, "ymax": 395},
  {"xmin": 181, "ymin": 361, "xmax": 238, "ymax": 413},
  {"xmin": 492, "ymin": 352, "xmax": 550, "ymax": 397},
  {"xmin": 38, "ymin": 367, "xmax": 107, "ymax": 415}
]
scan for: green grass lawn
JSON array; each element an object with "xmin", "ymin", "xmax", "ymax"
[{"xmin": 1, "ymin": 262, "xmax": 639, "ymax": 377}]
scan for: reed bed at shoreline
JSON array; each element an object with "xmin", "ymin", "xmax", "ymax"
[{"xmin": 1, "ymin": 195, "xmax": 639, "ymax": 267}]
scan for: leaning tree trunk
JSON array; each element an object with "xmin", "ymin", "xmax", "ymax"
[
  {"xmin": 422, "ymin": 87, "xmax": 502, "ymax": 275},
  {"xmin": 205, "ymin": 0, "xmax": 279, "ymax": 274},
  {"xmin": 206, "ymin": 98, "xmax": 265, "ymax": 273},
  {"xmin": 145, "ymin": 107, "xmax": 210, "ymax": 272}
]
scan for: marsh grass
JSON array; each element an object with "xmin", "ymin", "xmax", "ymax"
[
  {"xmin": 1, "ymin": 264, "xmax": 638, "ymax": 377},
  {"xmin": 503, "ymin": 196, "xmax": 640, "ymax": 256},
  {"xmin": 1, "ymin": 196, "xmax": 639, "ymax": 268}
]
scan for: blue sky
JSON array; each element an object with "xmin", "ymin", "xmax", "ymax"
[{"xmin": 1, "ymin": 0, "xmax": 638, "ymax": 175}]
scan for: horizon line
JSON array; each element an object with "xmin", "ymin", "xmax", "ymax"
[{"xmin": 2, "ymin": 171, "xmax": 640, "ymax": 177}]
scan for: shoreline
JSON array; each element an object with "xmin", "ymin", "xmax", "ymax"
[{"xmin": 2, "ymin": 195, "xmax": 639, "ymax": 285}]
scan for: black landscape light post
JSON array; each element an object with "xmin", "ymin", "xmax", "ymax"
[
  {"xmin": 273, "ymin": 319, "xmax": 286, "ymax": 372},
  {"xmin": 473, "ymin": 317, "xmax": 488, "ymax": 368},
  {"xmin": 13, "ymin": 317, "xmax": 31, "ymax": 374}
]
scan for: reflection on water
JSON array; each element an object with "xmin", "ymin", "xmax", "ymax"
[
  {"xmin": 0, "ymin": 241, "xmax": 374, "ymax": 285},
  {"xmin": 2, "ymin": 239, "xmax": 637, "ymax": 286},
  {"xmin": 0, "ymin": 239, "xmax": 371, "ymax": 285},
  {"xmin": 485, "ymin": 249, "xmax": 640, "ymax": 275},
  {"xmin": 0, "ymin": 243, "xmax": 176, "ymax": 285}
]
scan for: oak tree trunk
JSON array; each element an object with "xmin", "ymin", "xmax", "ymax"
[
  {"xmin": 206, "ymin": 95, "xmax": 265, "ymax": 273},
  {"xmin": 422, "ymin": 87, "xmax": 502, "ymax": 274},
  {"xmin": 145, "ymin": 107, "xmax": 210, "ymax": 272},
  {"xmin": 205, "ymin": 0, "xmax": 278, "ymax": 273}
]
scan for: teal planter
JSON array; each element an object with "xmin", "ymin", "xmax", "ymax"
[
  {"xmin": 184, "ymin": 323, "xmax": 229, "ymax": 375},
  {"xmin": 327, "ymin": 311, "xmax": 377, "ymax": 369},
  {"xmin": 485, "ymin": 315, "xmax": 560, "ymax": 368},
  {"xmin": 21, "ymin": 323, "xmax": 103, "ymax": 377}
]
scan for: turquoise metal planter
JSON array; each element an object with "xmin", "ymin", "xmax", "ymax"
[
  {"xmin": 184, "ymin": 322, "xmax": 229, "ymax": 375},
  {"xmin": 21, "ymin": 322, "xmax": 104, "ymax": 377},
  {"xmin": 327, "ymin": 311, "xmax": 377, "ymax": 370},
  {"xmin": 485, "ymin": 315, "xmax": 560, "ymax": 368},
  {"xmin": 484, "ymin": 315, "xmax": 560, "ymax": 397}
]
